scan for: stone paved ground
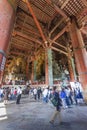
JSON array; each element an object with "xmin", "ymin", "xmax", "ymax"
[{"xmin": 0, "ymin": 97, "xmax": 87, "ymax": 130}]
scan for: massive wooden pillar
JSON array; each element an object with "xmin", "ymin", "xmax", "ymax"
[
  {"xmin": 31, "ymin": 61, "xmax": 34, "ymax": 84},
  {"xmin": 67, "ymin": 47, "xmax": 75, "ymax": 81},
  {"xmin": 26, "ymin": 57, "xmax": 29, "ymax": 80},
  {"xmin": 45, "ymin": 48, "xmax": 53, "ymax": 87},
  {"xmin": 71, "ymin": 57, "xmax": 77, "ymax": 81},
  {"xmin": 68, "ymin": 57, "xmax": 74, "ymax": 81},
  {"xmin": 33, "ymin": 60, "xmax": 37, "ymax": 81},
  {"xmin": 0, "ymin": 0, "xmax": 15, "ymax": 84},
  {"xmin": 69, "ymin": 19, "xmax": 87, "ymax": 90}
]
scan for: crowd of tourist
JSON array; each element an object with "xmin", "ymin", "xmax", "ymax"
[
  {"xmin": 0, "ymin": 80, "xmax": 85, "ymax": 127},
  {"xmin": 0, "ymin": 80, "xmax": 84, "ymax": 107},
  {"xmin": 0, "ymin": 87, "xmax": 22, "ymax": 104},
  {"xmin": 28, "ymin": 81, "xmax": 84, "ymax": 107}
]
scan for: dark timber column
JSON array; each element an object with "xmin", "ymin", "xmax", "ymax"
[
  {"xmin": 26, "ymin": 57, "xmax": 29, "ymax": 80},
  {"xmin": 33, "ymin": 60, "xmax": 37, "ymax": 81},
  {"xmin": 69, "ymin": 19, "xmax": 87, "ymax": 90},
  {"xmin": 31, "ymin": 61, "xmax": 34, "ymax": 84},
  {"xmin": 0, "ymin": 0, "xmax": 15, "ymax": 84},
  {"xmin": 45, "ymin": 48, "xmax": 53, "ymax": 87},
  {"xmin": 71, "ymin": 57, "xmax": 77, "ymax": 81},
  {"xmin": 67, "ymin": 46, "xmax": 75, "ymax": 81},
  {"xmin": 68, "ymin": 57, "xmax": 74, "ymax": 81}
]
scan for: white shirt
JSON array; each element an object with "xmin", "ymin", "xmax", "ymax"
[
  {"xmin": 33, "ymin": 88, "xmax": 37, "ymax": 95},
  {"xmin": 43, "ymin": 88, "xmax": 48, "ymax": 97},
  {"xmin": 17, "ymin": 88, "xmax": 22, "ymax": 94}
]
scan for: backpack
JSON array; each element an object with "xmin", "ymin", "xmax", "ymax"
[
  {"xmin": 51, "ymin": 96, "xmax": 58, "ymax": 107},
  {"xmin": 51, "ymin": 92, "xmax": 62, "ymax": 107},
  {"xmin": 50, "ymin": 92, "xmax": 58, "ymax": 107}
]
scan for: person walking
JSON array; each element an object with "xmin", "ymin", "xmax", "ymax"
[
  {"xmin": 16, "ymin": 87, "xmax": 22, "ymax": 104},
  {"xmin": 33, "ymin": 88, "xmax": 37, "ymax": 100},
  {"xmin": 60, "ymin": 88, "xmax": 67, "ymax": 109},
  {"xmin": 37, "ymin": 87, "xmax": 42, "ymax": 100},
  {"xmin": 42, "ymin": 87, "xmax": 49, "ymax": 103},
  {"xmin": 50, "ymin": 86, "xmax": 62, "ymax": 125},
  {"xmin": 3, "ymin": 88, "xmax": 9, "ymax": 104}
]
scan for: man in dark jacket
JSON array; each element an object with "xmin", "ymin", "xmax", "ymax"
[{"xmin": 50, "ymin": 86, "xmax": 62, "ymax": 125}]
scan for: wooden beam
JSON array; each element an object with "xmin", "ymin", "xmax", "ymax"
[
  {"xmin": 81, "ymin": 15, "xmax": 87, "ymax": 23},
  {"xmin": 61, "ymin": 0, "xmax": 70, "ymax": 9},
  {"xmin": 16, "ymin": 25, "xmax": 41, "ymax": 37},
  {"xmin": 11, "ymin": 36, "xmax": 34, "ymax": 46},
  {"xmin": 49, "ymin": 18, "xmax": 64, "ymax": 36},
  {"xmin": 54, "ymin": 4, "xmax": 68, "ymax": 19},
  {"xmin": 45, "ymin": 0, "xmax": 68, "ymax": 19},
  {"xmin": 11, "ymin": 40, "xmax": 32, "ymax": 48},
  {"xmin": 80, "ymin": 26, "xmax": 87, "ymax": 35},
  {"xmin": 45, "ymin": 0, "xmax": 52, "ymax": 4},
  {"xmin": 77, "ymin": 7, "xmax": 87, "ymax": 17},
  {"xmin": 11, "ymin": 41, "xmax": 33, "ymax": 50},
  {"xmin": 9, "ymin": 51, "xmax": 28, "ymax": 57},
  {"xmin": 11, "ymin": 44, "xmax": 29, "ymax": 52},
  {"xmin": 51, "ymin": 46, "xmax": 68, "ymax": 56},
  {"xmin": 17, "ymin": 13, "xmax": 38, "ymax": 31},
  {"xmin": 82, "ymin": 0, "xmax": 87, "ymax": 7},
  {"xmin": 49, "ymin": 39, "xmax": 67, "ymax": 50},
  {"xmin": 13, "ymin": 30, "xmax": 42, "ymax": 45},
  {"xmin": 52, "ymin": 26, "xmax": 68, "ymax": 42},
  {"xmin": 24, "ymin": 0, "xmax": 48, "ymax": 47},
  {"xmin": 48, "ymin": 12, "xmax": 58, "ymax": 29},
  {"xmin": 11, "ymin": 42, "xmax": 32, "ymax": 51}
]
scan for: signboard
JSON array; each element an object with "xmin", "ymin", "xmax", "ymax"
[{"xmin": 0, "ymin": 55, "xmax": 6, "ymax": 71}]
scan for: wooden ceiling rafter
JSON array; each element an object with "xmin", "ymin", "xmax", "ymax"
[
  {"xmin": 8, "ymin": 52, "xmax": 26, "ymax": 57},
  {"xmin": 11, "ymin": 35, "xmax": 43, "ymax": 57},
  {"xmin": 15, "ymin": 23, "xmax": 41, "ymax": 37},
  {"xmin": 77, "ymin": 7, "xmax": 87, "ymax": 20},
  {"xmin": 28, "ymin": 0, "xmax": 52, "ymax": 18},
  {"xmin": 17, "ymin": 5, "xmax": 49, "ymax": 28},
  {"xmin": 16, "ymin": 16, "xmax": 38, "ymax": 31},
  {"xmin": 20, "ymin": 29, "xmax": 40, "ymax": 39},
  {"xmin": 11, "ymin": 38, "xmax": 30, "ymax": 46},
  {"xmin": 13, "ymin": 30, "xmax": 42, "ymax": 45},
  {"xmin": 49, "ymin": 18, "xmax": 64, "ymax": 37},
  {"xmin": 15, "ymin": 24, "xmax": 41, "ymax": 37},
  {"xmin": 11, "ymin": 41, "xmax": 36, "ymax": 55},
  {"xmin": 23, "ymin": 0, "xmax": 48, "ymax": 47},
  {"xmin": 79, "ymin": 15, "xmax": 87, "ymax": 26},
  {"xmin": 48, "ymin": 12, "xmax": 58, "ymax": 29},
  {"xmin": 45, "ymin": 0, "xmax": 68, "ymax": 19},
  {"xmin": 11, "ymin": 43, "xmax": 32, "ymax": 52},
  {"xmin": 61, "ymin": 0, "xmax": 70, "ymax": 9},
  {"xmin": 17, "ymin": 13, "xmax": 38, "ymax": 30},
  {"xmin": 82, "ymin": 0, "xmax": 87, "ymax": 7},
  {"xmin": 51, "ymin": 25, "xmax": 68, "ymax": 44},
  {"xmin": 11, "ymin": 38, "xmax": 33, "ymax": 48},
  {"xmin": 11, "ymin": 43, "xmax": 35, "ymax": 56},
  {"xmin": 49, "ymin": 39, "xmax": 67, "ymax": 50},
  {"xmin": 9, "ymin": 51, "xmax": 28, "ymax": 57},
  {"xmin": 51, "ymin": 46, "xmax": 68, "ymax": 56},
  {"xmin": 11, "ymin": 45, "xmax": 29, "ymax": 53},
  {"xmin": 53, "ymin": 4, "xmax": 68, "ymax": 19},
  {"xmin": 20, "ymin": 14, "xmax": 28, "ymax": 33}
]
